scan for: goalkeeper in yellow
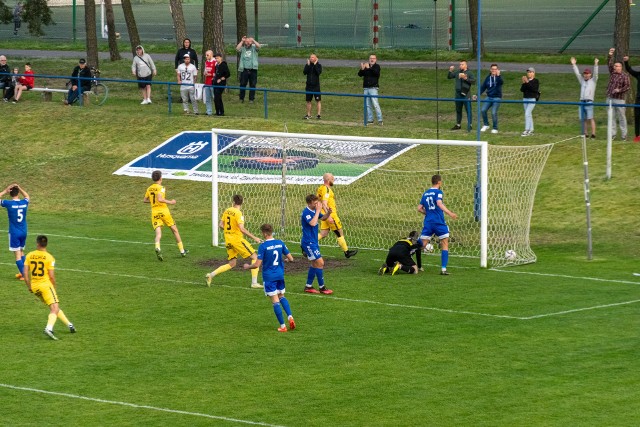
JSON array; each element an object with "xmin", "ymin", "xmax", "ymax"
[
  {"xmin": 206, "ymin": 194, "xmax": 263, "ymax": 289},
  {"xmin": 23, "ymin": 235, "xmax": 75, "ymax": 340},
  {"xmin": 317, "ymin": 172, "xmax": 358, "ymax": 258},
  {"xmin": 143, "ymin": 170, "xmax": 188, "ymax": 261}
]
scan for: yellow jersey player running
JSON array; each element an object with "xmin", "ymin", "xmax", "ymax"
[
  {"xmin": 24, "ymin": 235, "xmax": 75, "ymax": 340},
  {"xmin": 143, "ymin": 170, "xmax": 188, "ymax": 261},
  {"xmin": 317, "ymin": 172, "xmax": 358, "ymax": 258},
  {"xmin": 206, "ymin": 194, "xmax": 263, "ymax": 289}
]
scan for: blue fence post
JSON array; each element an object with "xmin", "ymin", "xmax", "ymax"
[
  {"xmin": 78, "ymin": 78, "xmax": 83, "ymax": 106},
  {"xmin": 363, "ymin": 94, "xmax": 368, "ymax": 126},
  {"xmin": 264, "ymin": 89, "xmax": 268, "ymax": 119},
  {"xmin": 167, "ymin": 83, "xmax": 172, "ymax": 114}
]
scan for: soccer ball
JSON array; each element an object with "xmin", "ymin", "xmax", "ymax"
[
  {"xmin": 505, "ymin": 249, "xmax": 517, "ymax": 261},
  {"xmin": 284, "ymin": 23, "xmax": 290, "ymax": 29},
  {"xmin": 424, "ymin": 243, "xmax": 434, "ymax": 253}
]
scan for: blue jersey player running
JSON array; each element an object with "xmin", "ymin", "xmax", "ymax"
[
  {"xmin": 244, "ymin": 224, "xmax": 295, "ymax": 332},
  {"xmin": 418, "ymin": 174, "xmax": 458, "ymax": 275},
  {"xmin": 0, "ymin": 183, "xmax": 30, "ymax": 281},
  {"xmin": 301, "ymin": 194, "xmax": 333, "ymax": 294}
]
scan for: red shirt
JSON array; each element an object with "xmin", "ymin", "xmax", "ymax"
[
  {"xmin": 204, "ymin": 59, "xmax": 217, "ymax": 86},
  {"xmin": 20, "ymin": 70, "xmax": 34, "ymax": 89}
]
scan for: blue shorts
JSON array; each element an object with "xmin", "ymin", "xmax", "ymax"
[
  {"xmin": 420, "ymin": 223, "xmax": 450, "ymax": 240},
  {"xmin": 579, "ymin": 101, "xmax": 594, "ymax": 120},
  {"xmin": 8, "ymin": 230, "xmax": 26, "ymax": 251},
  {"xmin": 264, "ymin": 279, "xmax": 286, "ymax": 297},
  {"xmin": 301, "ymin": 242, "xmax": 322, "ymax": 261}
]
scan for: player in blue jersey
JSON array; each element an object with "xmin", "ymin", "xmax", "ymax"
[
  {"xmin": 244, "ymin": 223, "xmax": 296, "ymax": 332},
  {"xmin": 301, "ymin": 194, "xmax": 333, "ymax": 294},
  {"xmin": 418, "ymin": 174, "xmax": 458, "ymax": 275},
  {"xmin": 0, "ymin": 183, "xmax": 30, "ymax": 280}
]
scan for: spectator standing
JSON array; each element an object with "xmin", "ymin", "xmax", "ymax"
[
  {"xmin": 13, "ymin": 1, "xmax": 23, "ymax": 36},
  {"xmin": 447, "ymin": 60, "xmax": 475, "ymax": 131},
  {"xmin": 236, "ymin": 36, "xmax": 261, "ymax": 103},
  {"xmin": 64, "ymin": 58, "xmax": 92, "ymax": 105},
  {"xmin": 623, "ymin": 55, "xmax": 640, "ymax": 143},
  {"xmin": 174, "ymin": 38, "xmax": 198, "ymax": 70},
  {"xmin": 358, "ymin": 54, "xmax": 383, "ymax": 125},
  {"xmin": 606, "ymin": 48, "xmax": 631, "ymax": 141},
  {"xmin": 213, "ymin": 52, "xmax": 230, "ymax": 116},
  {"xmin": 131, "ymin": 45, "xmax": 157, "ymax": 105},
  {"xmin": 571, "ymin": 57, "xmax": 599, "ymax": 139},
  {"xmin": 303, "ymin": 53, "xmax": 322, "ymax": 120},
  {"xmin": 479, "ymin": 63, "xmax": 503, "ymax": 134},
  {"xmin": 520, "ymin": 67, "xmax": 539, "ymax": 136},
  {"xmin": 203, "ymin": 50, "xmax": 217, "ymax": 116},
  {"xmin": 0, "ymin": 56, "xmax": 11, "ymax": 97},
  {"xmin": 177, "ymin": 54, "xmax": 198, "ymax": 115}
]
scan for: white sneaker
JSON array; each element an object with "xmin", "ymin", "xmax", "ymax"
[
  {"xmin": 491, "ymin": 129, "xmax": 499, "ymax": 134},
  {"xmin": 521, "ymin": 130, "xmax": 530, "ymax": 137},
  {"xmin": 141, "ymin": 99, "xmax": 148, "ymax": 105},
  {"xmin": 146, "ymin": 99, "xmax": 152, "ymax": 104},
  {"xmin": 250, "ymin": 283, "xmax": 263, "ymax": 289},
  {"xmin": 480, "ymin": 125, "xmax": 490, "ymax": 132}
]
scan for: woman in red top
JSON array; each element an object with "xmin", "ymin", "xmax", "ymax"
[{"xmin": 13, "ymin": 62, "xmax": 34, "ymax": 103}]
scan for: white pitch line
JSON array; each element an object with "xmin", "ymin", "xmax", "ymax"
[
  {"xmin": 519, "ymin": 299, "xmax": 640, "ymax": 320},
  {"xmin": 0, "ymin": 383, "xmax": 285, "ymax": 427},
  {"xmin": 490, "ymin": 268, "xmax": 640, "ymax": 286}
]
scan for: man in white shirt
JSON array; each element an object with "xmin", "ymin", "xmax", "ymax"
[{"xmin": 177, "ymin": 54, "xmax": 199, "ymax": 114}]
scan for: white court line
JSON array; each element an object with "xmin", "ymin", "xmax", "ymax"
[
  {"xmin": 518, "ymin": 299, "xmax": 640, "ymax": 320},
  {"xmin": 490, "ymin": 268, "xmax": 640, "ymax": 286},
  {"xmin": 0, "ymin": 383, "xmax": 284, "ymax": 426}
]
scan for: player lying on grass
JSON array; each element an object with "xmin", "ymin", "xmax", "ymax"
[
  {"xmin": 244, "ymin": 223, "xmax": 296, "ymax": 332},
  {"xmin": 378, "ymin": 230, "xmax": 423, "ymax": 275}
]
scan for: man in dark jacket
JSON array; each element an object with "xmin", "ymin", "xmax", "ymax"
[
  {"xmin": 65, "ymin": 59, "xmax": 93, "ymax": 105},
  {"xmin": 479, "ymin": 63, "xmax": 504, "ymax": 134},
  {"xmin": 0, "ymin": 55, "xmax": 11, "ymax": 97},
  {"xmin": 358, "ymin": 54, "xmax": 383, "ymax": 125},
  {"xmin": 213, "ymin": 53, "xmax": 230, "ymax": 116},
  {"xmin": 303, "ymin": 53, "xmax": 322, "ymax": 120},
  {"xmin": 378, "ymin": 231, "xmax": 423, "ymax": 275},
  {"xmin": 174, "ymin": 38, "xmax": 198, "ymax": 70},
  {"xmin": 447, "ymin": 60, "xmax": 475, "ymax": 131}
]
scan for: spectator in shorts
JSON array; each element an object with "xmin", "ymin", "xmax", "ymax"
[
  {"xmin": 213, "ymin": 52, "xmax": 230, "ymax": 116},
  {"xmin": 623, "ymin": 55, "xmax": 640, "ymax": 143},
  {"xmin": 131, "ymin": 45, "xmax": 156, "ymax": 105},
  {"xmin": 571, "ymin": 57, "xmax": 599, "ymax": 139},
  {"xmin": 5, "ymin": 63, "xmax": 33, "ymax": 103},
  {"xmin": 606, "ymin": 48, "xmax": 631, "ymax": 141},
  {"xmin": 177, "ymin": 54, "xmax": 198, "ymax": 115},
  {"xmin": 65, "ymin": 58, "xmax": 92, "ymax": 105},
  {"xmin": 236, "ymin": 36, "xmax": 261, "ymax": 103},
  {"xmin": 303, "ymin": 53, "xmax": 322, "ymax": 120}
]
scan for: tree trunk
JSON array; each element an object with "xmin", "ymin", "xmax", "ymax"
[
  {"xmin": 169, "ymin": 0, "xmax": 187, "ymax": 49},
  {"xmin": 84, "ymin": 0, "xmax": 99, "ymax": 69},
  {"xmin": 613, "ymin": 0, "xmax": 630, "ymax": 60},
  {"xmin": 203, "ymin": 0, "xmax": 224, "ymax": 61},
  {"xmin": 467, "ymin": 0, "xmax": 485, "ymax": 56},
  {"xmin": 105, "ymin": 0, "xmax": 121, "ymax": 61},
  {"xmin": 235, "ymin": 0, "xmax": 247, "ymax": 81},
  {"xmin": 120, "ymin": 0, "xmax": 140, "ymax": 56}
]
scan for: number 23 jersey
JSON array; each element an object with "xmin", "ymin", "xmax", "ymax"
[{"xmin": 25, "ymin": 249, "xmax": 55, "ymax": 286}]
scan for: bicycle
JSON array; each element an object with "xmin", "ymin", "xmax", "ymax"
[{"xmin": 88, "ymin": 67, "xmax": 109, "ymax": 106}]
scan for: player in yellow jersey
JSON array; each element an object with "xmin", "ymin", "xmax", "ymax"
[
  {"xmin": 143, "ymin": 170, "xmax": 188, "ymax": 261},
  {"xmin": 317, "ymin": 172, "xmax": 358, "ymax": 258},
  {"xmin": 23, "ymin": 235, "xmax": 75, "ymax": 340},
  {"xmin": 206, "ymin": 194, "xmax": 263, "ymax": 288}
]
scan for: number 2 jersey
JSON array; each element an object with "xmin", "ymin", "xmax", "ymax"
[
  {"xmin": 419, "ymin": 187, "xmax": 446, "ymax": 225},
  {"xmin": 257, "ymin": 238, "xmax": 291, "ymax": 282},
  {"xmin": 25, "ymin": 249, "xmax": 55, "ymax": 286},
  {"xmin": 1, "ymin": 198, "xmax": 29, "ymax": 237}
]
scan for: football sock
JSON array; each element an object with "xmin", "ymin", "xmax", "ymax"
[
  {"xmin": 57, "ymin": 310, "xmax": 71, "ymax": 326},
  {"xmin": 273, "ymin": 302, "xmax": 285, "ymax": 326},
  {"xmin": 212, "ymin": 264, "xmax": 232, "ymax": 277},
  {"xmin": 250, "ymin": 259, "xmax": 258, "ymax": 284},
  {"xmin": 279, "ymin": 297, "xmax": 292, "ymax": 317},
  {"xmin": 316, "ymin": 268, "xmax": 325, "ymax": 287},
  {"xmin": 16, "ymin": 259, "xmax": 24, "ymax": 275},
  {"xmin": 442, "ymin": 250, "xmax": 449, "ymax": 269},
  {"xmin": 46, "ymin": 312, "xmax": 57, "ymax": 331},
  {"xmin": 21, "ymin": 254, "xmax": 25, "ymax": 265},
  {"xmin": 177, "ymin": 242, "xmax": 185, "ymax": 253},
  {"xmin": 336, "ymin": 236, "xmax": 348, "ymax": 252},
  {"xmin": 306, "ymin": 267, "xmax": 316, "ymax": 286},
  {"xmin": 155, "ymin": 242, "xmax": 161, "ymax": 250}
]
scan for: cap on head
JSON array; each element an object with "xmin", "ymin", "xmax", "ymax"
[
  {"xmin": 526, "ymin": 67, "xmax": 535, "ymax": 72},
  {"xmin": 79, "ymin": 58, "xmax": 86, "ymax": 64},
  {"xmin": 583, "ymin": 68, "xmax": 592, "ymax": 74},
  {"xmin": 183, "ymin": 53, "xmax": 190, "ymax": 58},
  {"xmin": 136, "ymin": 45, "xmax": 143, "ymax": 50}
]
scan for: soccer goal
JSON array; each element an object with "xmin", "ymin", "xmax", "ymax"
[{"xmin": 210, "ymin": 129, "xmax": 552, "ymax": 268}]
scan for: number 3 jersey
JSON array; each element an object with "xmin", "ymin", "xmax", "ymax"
[
  {"xmin": 257, "ymin": 238, "xmax": 290, "ymax": 282},
  {"xmin": 419, "ymin": 187, "xmax": 446, "ymax": 225},
  {"xmin": 25, "ymin": 249, "xmax": 55, "ymax": 286}
]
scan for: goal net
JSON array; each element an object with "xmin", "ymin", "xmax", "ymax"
[{"xmin": 211, "ymin": 129, "xmax": 552, "ymax": 268}]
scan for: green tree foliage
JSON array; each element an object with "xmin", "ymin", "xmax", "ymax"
[
  {"xmin": 23, "ymin": 0, "xmax": 55, "ymax": 37},
  {"xmin": 0, "ymin": 1, "xmax": 11, "ymax": 24}
]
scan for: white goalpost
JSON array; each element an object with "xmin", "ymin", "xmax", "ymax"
[{"xmin": 210, "ymin": 129, "xmax": 552, "ymax": 268}]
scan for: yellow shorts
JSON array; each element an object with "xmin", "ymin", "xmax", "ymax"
[
  {"xmin": 32, "ymin": 282, "xmax": 59, "ymax": 306},
  {"xmin": 151, "ymin": 209, "xmax": 175, "ymax": 229},
  {"xmin": 225, "ymin": 238, "xmax": 255, "ymax": 260},
  {"xmin": 320, "ymin": 212, "xmax": 343, "ymax": 231}
]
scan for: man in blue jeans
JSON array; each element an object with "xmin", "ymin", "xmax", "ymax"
[
  {"xmin": 358, "ymin": 54, "xmax": 383, "ymax": 126},
  {"xmin": 479, "ymin": 63, "xmax": 503, "ymax": 134},
  {"xmin": 64, "ymin": 59, "xmax": 92, "ymax": 105}
]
